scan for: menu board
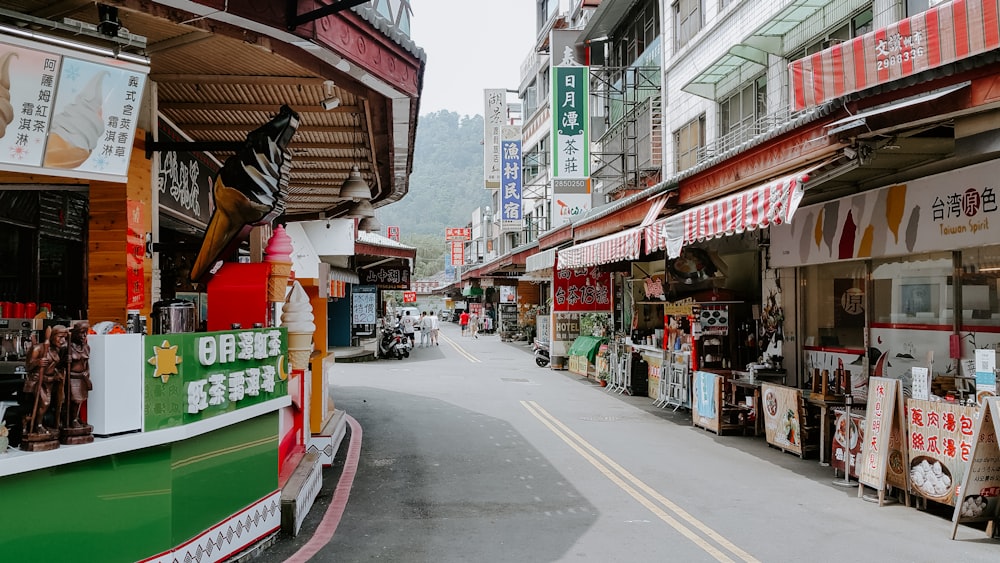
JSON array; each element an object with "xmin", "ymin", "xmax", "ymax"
[
  {"xmin": 952, "ymin": 398, "xmax": 1000, "ymax": 538},
  {"xmin": 907, "ymin": 399, "xmax": 978, "ymax": 506},
  {"xmin": 351, "ymin": 285, "xmax": 377, "ymax": 324},
  {"xmin": 832, "ymin": 409, "xmax": 865, "ymax": 479},
  {"xmin": 0, "ymin": 35, "xmax": 148, "ymax": 182},
  {"xmin": 858, "ymin": 377, "xmax": 909, "ymax": 502},
  {"xmin": 762, "ymin": 384, "xmax": 804, "ymax": 456}
]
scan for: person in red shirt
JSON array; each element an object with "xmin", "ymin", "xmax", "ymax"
[{"xmin": 459, "ymin": 310, "xmax": 470, "ymax": 336}]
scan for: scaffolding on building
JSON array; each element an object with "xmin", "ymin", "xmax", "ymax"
[{"xmin": 590, "ymin": 65, "xmax": 662, "ymax": 198}]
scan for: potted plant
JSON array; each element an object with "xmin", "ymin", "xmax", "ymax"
[{"xmin": 598, "ymin": 372, "xmax": 609, "ymax": 387}]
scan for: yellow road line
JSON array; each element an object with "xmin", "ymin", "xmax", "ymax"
[
  {"xmin": 522, "ymin": 400, "xmax": 759, "ymax": 563},
  {"xmin": 439, "ymin": 333, "xmax": 481, "ymax": 363}
]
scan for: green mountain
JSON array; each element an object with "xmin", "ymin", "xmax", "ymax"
[{"xmin": 376, "ymin": 110, "xmax": 492, "ymax": 278}]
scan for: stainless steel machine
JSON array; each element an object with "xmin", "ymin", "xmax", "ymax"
[{"xmin": 1, "ymin": 317, "xmax": 42, "ymax": 448}]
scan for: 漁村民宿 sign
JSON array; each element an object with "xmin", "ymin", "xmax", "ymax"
[{"xmin": 144, "ymin": 328, "xmax": 288, "ymax": 431}]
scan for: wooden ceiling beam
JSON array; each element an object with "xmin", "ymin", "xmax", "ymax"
[
  {"xmin": 179, "ymin": 123, "xmax": 362, "ymax": 134},
  {"xmin": 159, "ymin": 102, "xmax": 361, "ymax": 113},
  {"xmin": 150, "ymin": 74, "xmax": 328, "ymax": 86}
]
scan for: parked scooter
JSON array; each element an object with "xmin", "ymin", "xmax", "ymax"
[
  {"xmin": 378, "ymin": 321, "xmax": 411, "ymax": 360},
  {"xmin": 532, "ymin": 337, "xmax": 550, "ymax": 367}
]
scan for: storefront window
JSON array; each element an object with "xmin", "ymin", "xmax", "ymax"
[
  {"xmin": 871, "ymin": 252, "xmax": 953, "ymax": 326},
  {"xmin": 800, "ymin": 261, "xmax": 867, "ymax": 350},
  {"xmin": 960, "ymin": 244, "xmax": 1000, "ymax": 329}
]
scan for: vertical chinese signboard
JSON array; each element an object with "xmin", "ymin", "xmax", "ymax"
[
  {"xmin": 144, "ymin": 328, "xmax": 288, "ymax": 430},
  {"xmin": 907, "ymin": 398, "xmax": 977, "ymax": 507},
  {"xmin": 551, "ymin": 48, "xmax": 590, "ymax": 227},
  {"xmin": 483, "ymin": 89, "xmax": 506, "ymax": 190},
  {"xmin": 126, "ymin": 200, "xmax": 145, "ymax": 309},
  {"xmin": 0, "ymin": 35, "xmax": 148, "ymax": 182},
  {"xmin": 858, "ymin": 377, "xmax": 910, "ymax": 505},
  {"xmin": 952, "ymin": 398, "xmax": 1000, "ymax": 539},
  {"xmin": 387, "ymin": 226, "xmax": 400, "ymax": 241},
  {"xmin": 500, "ymin": 127, "xmax": 522, "ymax": 222}
]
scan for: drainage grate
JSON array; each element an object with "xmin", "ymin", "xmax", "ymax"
[{"xmin": 501, "ymin": 377, "xmax": 530, "ymax": 383}]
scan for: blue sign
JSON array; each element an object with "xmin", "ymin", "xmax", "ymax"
[{"xmin": 501, "ymin": 139, "xmax": 522, "ymax": 221}]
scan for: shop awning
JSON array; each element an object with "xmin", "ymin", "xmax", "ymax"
[
  {"xmin": 526, "ymin": 248, "xmax": 556, "ymax": 272},
  {"xmin": 658, "ymin": 167, "xmax": 817, "ymax": 259},
  {"xmin": 328, "ymin": 266, "xmax": 359, "ymax": 284},
  {"xmin": 556, "ymin": 194, "xmax": 669, "ymax": 270}
]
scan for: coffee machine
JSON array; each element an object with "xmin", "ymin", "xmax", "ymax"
[{"xmin": 1, "ymin": 317, "xmax": 42, "ymax": 447}]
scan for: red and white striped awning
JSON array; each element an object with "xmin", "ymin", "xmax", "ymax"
[
  {"xmin": 557, "ymin": 194, "xmax": 669, "ymax": 270},
  {"xmin": 659, "ymin": 168, "xmax": 814, "ymax": 259}
]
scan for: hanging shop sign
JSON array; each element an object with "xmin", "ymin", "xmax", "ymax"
[
  {"xmin": 157, "ymin": 118, "xmax": 218, "ymax": 227},
  {"xmin": 907, "ymin": 398, "xmax": 977, "ymax": 507},
  {"xmin": 552, "ymin": 266, "xmax": 611, "ymax": 312},
  {"xmin": 772, "ymin": 158, "xmax": 1000, "ymax": 267},
  {"xmin": 501, "ymin": 129, "xmax": 523, "ymax": 221},
  {"xmin": 361, "ymin": 265, "xmax": 410, "ymax": 290},
  {"xmin": 483, "ymin": 88, "xmax": 506, "ymax": 190},
  {"xmin": 446, "ymin": 228, "xmax": 472, "ymax": 241},
  {"xmin": 0, "ymin": 35, "xmax": 148, "ymax": 183},
  {"xmin": 951, "ymin": 397, "xmax": 1000, "ymax": 539},
  {"xmin": 551, "ymin": 48, "xmax": 591, "ymax": 228},
  {"xmin": 387, "ymin": 226, "xmax": 400, "ymax": 241},
  {"xmin": 790, "ymin": 0, "xmax": 1000, "ymax": 111},
  {"xmin": 143, "ymin": 328, "xmax": 289, "ymax": 431},
  {"xmin": 126, "ymin": 200, "xmax": 145, "ymax": 310},
  {"xmin": 351, "ymin": 285, "xmax": 377, "ymax": 324},
  {"xmin": 403, "ymin": 291, "xmax": 416, "ymax": 303}
]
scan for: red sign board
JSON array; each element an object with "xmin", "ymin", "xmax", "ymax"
[
  {"xmin": 403, "ymin": 291, "xmax": 416, "ymax": 303},
  {"xmin": 446, "ymin": 228, "xmax": 472, "ymax": 241},
  {"xmin": 552, "ymin": 267, "xmax": 612, "ymax": 312},
  {"xmin": 126, "ymin": 200, "xmax": 145, "ymax": 309},
  {"xmin": 387, "ymin": 226, "xmax": 400, "ymax": 241},
  {"xmin": 451, "ymin": 241, "xmax": 465, "ymax": 265}
]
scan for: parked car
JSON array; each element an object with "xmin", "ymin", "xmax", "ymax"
[{"xmin": 397, "ymin": 307, "xmax": 421, "ymax": 331}]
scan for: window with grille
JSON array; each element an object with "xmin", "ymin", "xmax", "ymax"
[{"xmin": 719, "ymin": 75, "xmax": 767, "ymax": 142}]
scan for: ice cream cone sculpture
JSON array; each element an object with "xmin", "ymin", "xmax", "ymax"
[
  {"xmin": 281, "ymin": 281, "xmax": 315, "ymax": 371},
  {"xmin": 265, "ymin": 225, "xmax": 294, "ymax": 302},
  {"xmin": 44, "ymin": 71, "xmax": 107, "ymax": 169},
  {"xmin": 0, "ymin": 51, "xmax": 18, "ymax": 139},
  {"xmin": 190, "ymin": 105, "xmax": 300, "ymax": 283}
]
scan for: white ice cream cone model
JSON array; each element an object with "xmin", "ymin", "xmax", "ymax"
[
  {"xmin": 281, "ymin": 281, "xmax": 315, "ymax": 371},
  {"xmin": 265, "ymin": 225, "xmax": 295, "ymax": 302}
]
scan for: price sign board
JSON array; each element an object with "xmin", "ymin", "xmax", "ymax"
[{"xmin": 951, "ymin": 397, "xmax": 1000, "ymax": 539}]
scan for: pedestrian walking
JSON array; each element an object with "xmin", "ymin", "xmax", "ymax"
[
  {"xmin": 419, "ymin": 312, "xmax": 432, "ymax": 347},
  {"xmin": 459, "ymin": 310, "xmax": 470, "ymax": 336},
  {"xmin": 400, "ymin": 310, "xmax": 416, "ymax": 347},
  {"xmin": 470, "ymin": 311, "xmax": 479, "ymax": 339},
  {"xmin": 428, "ymin": 310, "xmax": 440, "ymax": 345}
]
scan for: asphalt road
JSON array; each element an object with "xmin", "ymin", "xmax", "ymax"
[{"xmin": 258, "ymin": 322, "xmax": 999, "ymax": 562}]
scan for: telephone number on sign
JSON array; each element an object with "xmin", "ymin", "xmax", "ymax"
[{"xmin": 876, "ymin": 47, "xmax": 924, "ymax": 71}]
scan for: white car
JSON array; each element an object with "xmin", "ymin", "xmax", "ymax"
[{"xmin": 397, "ymin": 307, "xmax": 421, "ymax": 330}]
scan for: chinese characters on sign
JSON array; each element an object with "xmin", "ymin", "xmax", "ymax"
[
  {"xmin": 126, "ymin": 200, "xmax": 145, "ymax": 309},
  {"xmin": 858, "ymin": 377, "xmax": 909, "ymax": 497},
  {"xmin": 552, "ymin": 267, "xmax": 611, "ymax": 312},
  {"xmin": 445, "ymin": 228, "xmax": 472, "ymax": 241},
  {"xmin": 143, "ymin": 328, "xmax": 288, "ymax": 430},
  {"xmin": 500, "ymin": 129, "xmax": 522, "ymax": 222},
  {"xmin": 951, "ymin": 398, "xmax": 1000, "ymax": 537},
  {"xmin": 387, "ymin": 226, "xmax": 400, "ymax": 241},
  {"xmin": 361, "ymin": 266, "xmax": 410, "ymax": 289},
  {"xmin": 351, "ymin": 285, "xmax": 377, "ymax": 324},
  {"xmin": 907, "ymin": 399, "xmax": 977, "ymax": 506},
  {"xmin": 0, "ymin": 36, "xmax": 148, "ymax": 182},
  {"xmin": 483, "ymin": 89, "xmax": 506, "ymax": 190}
]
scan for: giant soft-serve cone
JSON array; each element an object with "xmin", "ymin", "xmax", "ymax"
[
  {"xmin": 190, "ymin": 105, "xmax": 300, "ymax": 283},
  {"xmin": 281, "ymin": 281, "xmax": 316, "ymax": 371}
]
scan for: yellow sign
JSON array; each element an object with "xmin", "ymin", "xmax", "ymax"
[{"xmin": 663, "ymin": 297, "xmax": 697, "ymax": 316}]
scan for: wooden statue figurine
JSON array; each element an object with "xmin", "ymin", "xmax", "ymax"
[
  {"xmin": 61, "ymin": 321, "xmax": 94, "ymax": 444},
  {"xmin": 21, "ymin": 324, "xmax": 69, "ymax": 451}
]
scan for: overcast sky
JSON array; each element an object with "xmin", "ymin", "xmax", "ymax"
[{"xmin": 409, "ymin": 0, "xmax": 537, "ymax": 118}]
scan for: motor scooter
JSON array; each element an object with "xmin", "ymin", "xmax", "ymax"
[
  {"xmin": 532, "ymin": 337, "xmax": 550, "ymax": 368},
  {"xmin": 377, "ymin": 322, "xmax": 410, "ymax": 360}
]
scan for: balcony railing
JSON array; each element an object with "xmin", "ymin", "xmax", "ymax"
[{"xmin": 695, "ymin": 103, "xmax": 811, "ymax": 165}]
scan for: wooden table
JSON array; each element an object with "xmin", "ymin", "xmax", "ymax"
[
  {"xmin": 726, "ymin": 378, "xmax": 763, "ymax": 436},
  {"xmin": 803, "ymin": 392, "xmax": 846, "ymax": 465}
]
